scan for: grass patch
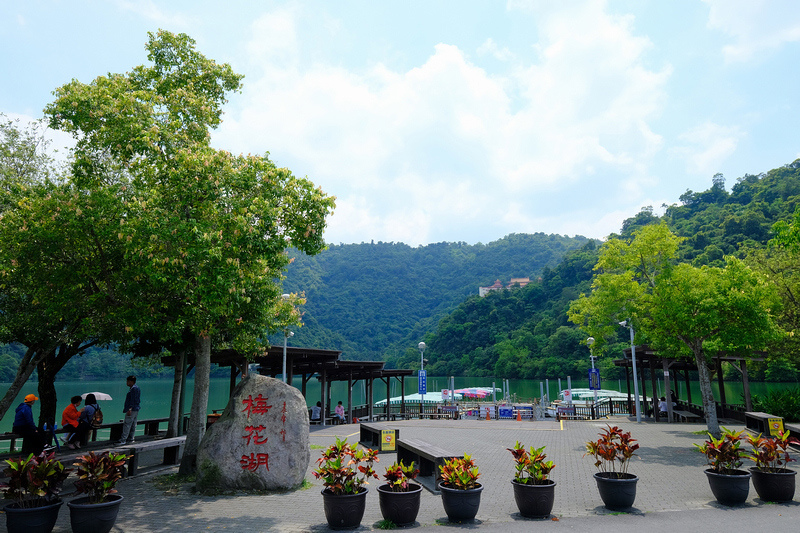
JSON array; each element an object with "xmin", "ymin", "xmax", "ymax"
[
  {"xmin": 151, "ymin": 472, "xmax": 196, "ymax": 495},
  {"xmin": 310, "ymin": 444, "xmax": 325, "ymax": 450},
  {"xmin": 300, "ymin": 478, "xmax": 314, "ymax": 490},
  {"xmin": 376, "ymin": 519, "xmax": 397, "ymax": 529}
]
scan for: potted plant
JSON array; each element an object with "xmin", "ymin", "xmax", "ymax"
[
  {"xmin": 695, "ymin": 427, "xmax": 751, "ymax": 505},
  {"xmin": 584, "ymin": 425, "xmax": 639, "ymax": 510},
  {"xmin": 438, "ymin": 454, "xmax": 482, "ymax": 523},
  {"xmin": 508, "ymin": 441, "xmax": 556, "ymax": 518},
  {"xmin": 745, "ymin": 431, "xmax": 800, "ymax": 502},
  {"xmin": 67, "ymin": 451, "xmax": 131, "ymax": 533},
  {"xmin": 376, "ymin": 460, "xmax": 422, "ymax": 526},
  {"xmin": 312, "ymin": 437, "xmax": 379, "ymax": 530},
  {"xmin": 1, "ymin": 451, "xmax": 71, "ymax": 533}
]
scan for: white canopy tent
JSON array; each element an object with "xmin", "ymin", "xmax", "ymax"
[{"xmin": 373, "ymin": 391, "xmax": 462, "ymax": 406}]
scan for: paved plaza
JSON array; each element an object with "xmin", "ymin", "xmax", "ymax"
[{"xmin": 6, "ymin": 416, "xmax": 800, "ymax": 532}]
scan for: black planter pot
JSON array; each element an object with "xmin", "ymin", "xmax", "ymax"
[
  {"xmin": 321, "ymin": 488, "xmax": 368, "ymax": 530},
  {"xmin": 67, "ymin": 494, "xmax": 124, "ymax": 533},
  {"xmin": 438, "ymin": 482, "xmax": 483, "ymax": 523},
  {"xmin": 750, "ymin": 467, "xmax": 796, "ymax": 502},
  {"xmin": 511, "ymin": 479, "xmax": 556, "ymax": 518},
  {"xmin": 377, "ymin": 483, "xmax": 422, "ymax": 526},
  {"xmin": 593, "ymin": 472, "xmax": 638, "ymax": 510},
  {"xmin": 3, "ymin": 500, "xmax": 62, "ymax": 533},
  {"xmin": 705, "ymin": 469, "xmax": 751, "ymax": 506}
]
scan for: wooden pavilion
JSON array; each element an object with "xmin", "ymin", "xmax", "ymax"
[
  {"xmin": 614, "ymin": 345, "xmax": 761, "ymax": 423},
  {"xmin": 162, "ymin": 345, "xmax": 414, "ymax": 426}
]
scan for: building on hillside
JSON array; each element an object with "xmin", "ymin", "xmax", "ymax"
[{"xmin": 478, "ymin": 277, "xmax": 531, "ymax": 297}]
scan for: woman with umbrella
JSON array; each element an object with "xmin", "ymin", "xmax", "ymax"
[{"xmin": 67, "ymin": 393, "xmax": 101, "ymax": 449}]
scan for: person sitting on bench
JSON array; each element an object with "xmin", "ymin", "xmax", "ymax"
[
  {"xmin": 311, "ymin": 401, "xmax": 322, "ymax": 423},
  {"xmin": 335, "ymin": 401, "xmax": 346, "ymax": 424}
]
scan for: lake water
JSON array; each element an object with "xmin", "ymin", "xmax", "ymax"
[{"xmin": 2, "ymin": 375, "xmax": 798, "ymax": 433}]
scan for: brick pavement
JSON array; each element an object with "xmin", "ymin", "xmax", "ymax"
[{"xmin": 8, "ymin": 416, "xmax": 800, "ymax": 532}]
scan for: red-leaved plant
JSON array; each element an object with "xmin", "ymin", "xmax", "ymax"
[
  {"xmin": 72, "ymin": 451, "xmax": 131, "ymax": 504},
  {"xmin": 585, "ymin": 425, "xmax": 639, "ymax": 478},
  {"xmin": 382, "ymin": 460, "xmax": 420, "ymax": 492},
  {"xmin": 439, "ymin": 455, "xmax": 480, "ymax": 490},
  {"xmin": 313, "ymin": 437, "xmax": 379, "ymax": 495},
  {"xmin": 746, "ymin": 431, "xmax": 800, "ymax": 473}
]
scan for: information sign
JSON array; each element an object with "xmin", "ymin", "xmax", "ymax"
[
  {"xmin": 589, "ymin": 368, "xmax": 601, "ymax": 390},
  {"xmin": 381, "ymin": 429, "xmax": 396, "ymax": 452},
  {"xmin": 768, "ymin": 418, "xmax": 785, "ymax": 437},
  {"xmin": 418, "ymin": 370, "xmax": 427, "ymax": 395}
]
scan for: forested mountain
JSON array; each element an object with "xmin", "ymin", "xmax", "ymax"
[
  {"xmin": 419, "ymin": 159, "xmax": 800, "ymax": 381},
  {"xmin": 280, "ymin": 233, "xmax": 590, "ymax": 361}
]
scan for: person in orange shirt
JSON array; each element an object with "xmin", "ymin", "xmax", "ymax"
[{"xmin": 61, "ymin": 395, "xmax": 82, "ymax": 443}]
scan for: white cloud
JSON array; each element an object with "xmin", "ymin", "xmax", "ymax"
[
  {"xmin": 114, "ymin": 0, "xmax": 190, "ymax": 28},
  {"xmin": 672, "ymin": 122, "xmax": 743, "ymax": 176},
  {"xmin": 703, "ymin": 0, "xmax": 800, "ymax": 62},
  {"xmin": 215, "ymin": 1, "xmax": 672, "ymax": 244},
  {"xmin": 477, "ymin": 38, "xmax": 514, "ymax": 61}
]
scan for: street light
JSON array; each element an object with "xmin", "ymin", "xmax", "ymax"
[
  {"xmin": 281, "ymin": 294, "xmax": 293, "ymax": 384},
  {"xmin": 619, "ymin": 320, "xmax": 642, "ymax": 423},
  {"xmin": 586, "ymin": 337, "xmax": 598, "ymax": 406},
  {"xmin": 418, "ymin": 342, "xmax": 426, "ymax": 406}
]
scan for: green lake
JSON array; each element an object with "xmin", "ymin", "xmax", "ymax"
[{"xmin": 2, "ymin": 375, "xmax": 798, "ymax": 433}]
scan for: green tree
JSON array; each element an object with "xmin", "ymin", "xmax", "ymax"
[
  {"xmin": 45, "ymin": 31, "xmax": 334, "ymax": 471},
  {"xmin": 568, "ymin": 224, "xmax": 781, "ymax": 436}
]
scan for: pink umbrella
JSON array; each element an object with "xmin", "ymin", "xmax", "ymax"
[{"xmin": 454, "ymin": 387, "xmax": 494, "ymax": 398}]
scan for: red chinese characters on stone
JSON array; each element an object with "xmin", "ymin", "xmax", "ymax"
[
  {"xmin": 240, "ymin": 452, "xmax": 269, "ymax": 471},
  {"xmin": 242, "ymin": 425, "xmax": 268, "ymax": 446},
  {"xmin": 241, "ymin": 394, "xmax": 272, "ymax": 419}
]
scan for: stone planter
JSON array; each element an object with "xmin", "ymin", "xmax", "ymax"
[
  {"xmin": 593, "ymin": 472, "xmax": 638, "ymax": 510},
  {"xmin": 3, "ymin": 500, "xmax": 62, "ymax": 533},
  {"xmin": 321, "ymin": 488, "xmax": 368, "ymax": 530},
  {"xmin": 377, "ymin": 483, "xmax": 422, "ymax": 526},
  {"xmin": 511, "ymin": 479, "xmax": 556, "ymax": 518},
  {"xmin": 750, "ymin": 467, "xmax": 796, "ymax": 502},
  {"xmin": 438, "ymin": 482, "xmax": 483, "ymax": 523},
  {"xmin": 67, "ymin": 494, "xmax": 124, "ymax": 533},
  {"xmin": 705, "ymin": 468, "xmax": 751, "ymax": 506}
]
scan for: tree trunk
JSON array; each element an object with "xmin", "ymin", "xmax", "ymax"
[
  {"xmin": 179, "ymin": 334, "xmax": 211, "ymax": 475},
  {"xmin": 694, "ymin": 348, "xmax": 721, "ymax": 437},
  {"xmin": 36, "ymin": 343, "xmax": 85, "ymax": 429},
  {"xmin": 167, "ymin": 349, "xmax": 185, "ymax": 438},
  {"xmin": 0, "ymin": 345, "xmax": 49, "ymax": 423}
]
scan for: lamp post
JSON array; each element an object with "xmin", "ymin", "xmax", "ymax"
[
  {"xmin": 281, "ymin": 294, "xmax": 293, "ymax": 384},
  {"xmin": 418, "ymin": 342, "xmax": 426, "ymax": 408},
  {"xmin": 587, "ymin": 337, "xmax": 598, "ymax": 406},
  {"xmin": 619, "ymin": 320, "xmax": 642, "ymax": 423}
]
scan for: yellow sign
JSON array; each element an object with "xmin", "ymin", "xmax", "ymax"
[
  {"xmin": 768, "ymin": 418, "xmax": 784, "ymax": 437},
  {"xmin": 381, "ymin": 429, "xmax": 396, "ymax": 452}
]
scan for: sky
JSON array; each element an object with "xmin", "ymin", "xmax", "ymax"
[{"xmin": 2, "ymin": 1, "xmax": 800, "ymax": 246}]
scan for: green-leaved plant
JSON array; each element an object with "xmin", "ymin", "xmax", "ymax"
[
  {"xmin": 695, "ymin": 427, "xmax": 745, "ymax": 474},
  {"xmin": 383, "ymin": 460, "xmax": 420, "ymax": 492},
  {"xmin": 439, "ymin": 455, "xmax": 480, "ymax": 490},
  {"xmin": 1, "ymin": 451, "xmax": 71, "ymax": 508},
  {"xmin": 508, "ymin": 441, "xmax": 555, "ymax": 485},
  {"xmin": 313, "ymin": 437, "xmax": 379, "ymax": 495}
]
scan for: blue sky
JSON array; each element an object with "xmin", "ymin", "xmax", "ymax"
[{"xmin": 2, "ymin": 1, "xmax": 799, "ymax": 246}]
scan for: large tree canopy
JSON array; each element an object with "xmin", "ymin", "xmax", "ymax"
[
  {"xmin": 44, "ymin": 30, "xmax": 335, "ymax": 470},
  {"xmin": 568, "ymin": 223, "xmax": 782, "ymax": 436}
]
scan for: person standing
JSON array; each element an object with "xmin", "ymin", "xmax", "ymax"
[
  {"xmin": 61, "ymin": 395, "xmax": 82, "ymax": 442},
  {"xmin": 13, "ymin": 394, "xmax": 43, "ymax": 455},
  {"xmin": 118, "ymin": 375, "xmax": 140, "ymax": 445}
]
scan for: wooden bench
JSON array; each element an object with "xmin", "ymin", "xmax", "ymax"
[
  {"xmin": 359, "ymin": 422, "xmax": 399, "ymax": 450},
  {"xmin": 396, "ymin": 438, "xmax": 462, "ymax": 494},
  {"xmin": 672, "ymin": 410, "xmax": 702, "ymax": 423},
  {"xmin": 745, "ymin": 412, "xmax": 781, "ymax": 435},
  {"xmin": 119, "ymin": 436, "xmax": 186, "ymax": 476}
]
